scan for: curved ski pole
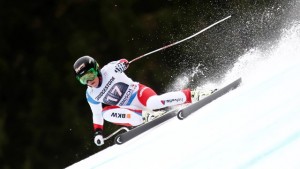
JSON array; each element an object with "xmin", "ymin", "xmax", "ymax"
[
  {"xmin": 104, "ymin": 127, "xmax": 130, "ymax": 141},
  {"xmin": 129, "ymin": 15, "xmax": 232, "ymax": 64}
]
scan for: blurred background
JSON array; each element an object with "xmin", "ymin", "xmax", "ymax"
[{"xmin": 0, "ymin": 0, "xmax": 295, "ymax": 168}]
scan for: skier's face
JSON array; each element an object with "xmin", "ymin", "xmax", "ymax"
[{"xmin": 87, "ymin": 76, "xmax": 100, "ymax": 88}]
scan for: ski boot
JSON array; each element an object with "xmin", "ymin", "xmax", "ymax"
[
  {"xmin": 191, "ymin": 88, "xmax": 217, "ymax": 102},
  {"xmin": 142, "ymin": 110, "xmax": 166, "ymax": 123}
]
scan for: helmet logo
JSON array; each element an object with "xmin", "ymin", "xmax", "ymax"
[{"xmin": 75, "ymin": 63, "xmax": 85, "ymax": 73}]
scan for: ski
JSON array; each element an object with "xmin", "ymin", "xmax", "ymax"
[
  {"xmin": 114, "ymin": 78, "xmax": 242, "ymax": 144},
  {"xmin": 114, "ymin": 109, "xmax": 178, "ymax": 145},
  {"xmin": 177, "ymin": 77, "xmax": 242, "ymax": 120}
]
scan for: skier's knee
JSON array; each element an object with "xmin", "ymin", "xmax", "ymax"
[{"xmin": 146, "ymin": 97, "xmax": 165, "ymax": 110}]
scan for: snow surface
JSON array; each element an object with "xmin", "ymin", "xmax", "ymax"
[{"xmin": 66, "ymin": 24, "xmax": 300, "ymax": 169}]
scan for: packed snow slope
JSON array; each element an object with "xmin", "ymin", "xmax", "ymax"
[{"xmin": 66, "ymin": 25, "xmax": 300, "ymax": 169}]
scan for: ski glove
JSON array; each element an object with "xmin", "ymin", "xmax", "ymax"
[
  {"xmin": 94, "ymin": 129, "xmax": 104, "ymax": 146},
  {"xmin": 115, "ymin": 59, "xmax": 129, "ymax": 73}
]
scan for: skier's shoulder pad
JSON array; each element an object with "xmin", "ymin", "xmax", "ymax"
[{"xmin": 86, "ymin": 87, "xmax": 100, "ymax": 104}]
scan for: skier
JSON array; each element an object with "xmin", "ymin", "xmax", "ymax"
[{"xmin": 73, "ymin": 56, "xmax": 200, "ymax": 147}]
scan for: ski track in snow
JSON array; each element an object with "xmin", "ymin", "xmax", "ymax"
[{"xmin": 66, "ymin": 24, "xmax": 300, "ymax": 169}]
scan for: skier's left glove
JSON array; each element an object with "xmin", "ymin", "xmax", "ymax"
[
  {"xmin": 94, "ymin": 129, "xmax": 104, "ymax": 146},
  {"xmin": 115, "ymin": 59, "xmax": 129, "ymax": 73}
]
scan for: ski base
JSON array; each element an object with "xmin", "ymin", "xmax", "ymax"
[
  {"xmin": 114, "ymin": 109, "xmax": 178, "ymax": 145},
  {"xmin": 177, "ymin": 78, "xmax": 242, "ymax": 120}
]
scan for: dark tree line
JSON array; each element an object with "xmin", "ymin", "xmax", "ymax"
[{"xmin": 0, "ymin": 0, "xmax": 293, "ymax": 168}]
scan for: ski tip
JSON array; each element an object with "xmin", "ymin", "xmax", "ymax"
[{"xmin": 236, "ymin": 77, "xmax": 242, "ymax": 86}]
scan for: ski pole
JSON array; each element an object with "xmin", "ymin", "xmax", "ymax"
[
  {"xmin": 129, "ymin": 15, "xmax": 232, "ymax": 64},
  {"xmin": 103, "ymin": 127, "xmax": 129, "ymax": 141}
]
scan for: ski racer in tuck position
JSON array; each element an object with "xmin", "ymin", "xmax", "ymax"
[{"xmin": 73, "ymin": 56, "xmax": 203, "ymax": 147}]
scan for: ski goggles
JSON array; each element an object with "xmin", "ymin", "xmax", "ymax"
[{"xmin": 76, "ymin": 68, "xmax": 98, "ymax": 85}]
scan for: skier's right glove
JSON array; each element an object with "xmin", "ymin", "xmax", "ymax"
[
  {"xmin": 94, "ymin": 129, "xmax": 104, "ymax": 146},
  {"xmin": 115, "ymin": 59, "xmax": 129, "ymax": 73}
]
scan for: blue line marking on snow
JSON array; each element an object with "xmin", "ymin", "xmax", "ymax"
[{"xmin": 238, "ymin": 131, "xmax": 300, "ymax": 169}]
